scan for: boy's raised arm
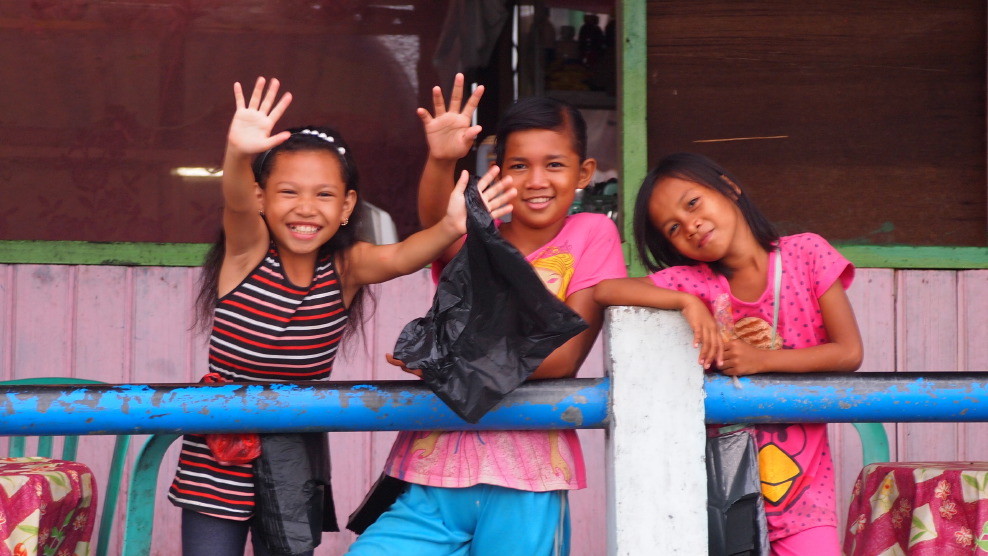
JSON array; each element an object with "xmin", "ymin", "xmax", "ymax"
[{"xmin": 417, "ymin": 73, "xmax": 485, "ymax": 229}]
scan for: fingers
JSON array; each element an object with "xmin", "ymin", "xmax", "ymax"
[
  {"xmin": 462, "ymin": 84, "xmax": 485, "ymax": 119},
  {"xmin": 448, "ymin": 73, "xmax": 464, "ymax": 113},
  {"xmin": 240, "ymin": 77, "xmax": 290, "ymax": 118},
  {"xmin": 476, "ymin": 164, "xmax": 501, "ymax": 189},
  {"xmin": 416, "ymin": 106, "xmax": 434, "ymax": 126},
  {"xmin": 233, "ymin": 81, "xmax": 246, "ymax": 110},
  {"xmin": 248, "ymin": 76, "xmax": 265, "ymax": 110},
  {"xmin": 477, "ymin": 167, "xmax": 516, "ymax": 219},
  {"xmin": 695, "ymin": 325, "xmax": 719, "ymax": 370},
  {"xmin": 431, "ymin": 86, "xmax": 447, "ymax": 116},
  {"xmin": 464, "ymin": 124, "xmax": 483, "ymax": 143},
  {"xmin": 451, "ymin": 169, "xmax": 470, "ymax": 197},
  {"xmin": 385, "ymin": 353, "xmax": 405, "ymax": 367},
  {"xmin": 258, "ymin": 77, "xmax": 280, "ymax": 114},
  {"xmin": 425, "ymin": 73, "xmax": 483, "ymax": 120},
  {"xmin": 385, "ymin": 353, "xmax": 422, "ymax": 378},
  {"xmin": 268, "ymin": 91, "xmax": 293, "ymax": 123},
  {"xmin": 261, "ymin": 130, "xmax": 293, "ymax": 151},
  {"xmin": 488, "ymin": 180, "xmax": 516, "ymax": 220}
]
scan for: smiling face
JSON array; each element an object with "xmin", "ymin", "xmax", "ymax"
[
  {"xmin": 500, "ymin": 128, "xmax": 595, "ymax": 240},
  {"xmin": 257, "ymin": 150, "xmax": 356, "ymax": 262},
  {"xmin": 648, "ymin": 176, "xmax": 745, "ymax": 263}
]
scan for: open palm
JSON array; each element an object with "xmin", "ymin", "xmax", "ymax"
[
  {"xmin": 228, "ymin": 77, "xmax": 293, "ymax": 155},
  {"xmin": 418, "ymin": 73, "xmax": 484, "ymax": 160}
]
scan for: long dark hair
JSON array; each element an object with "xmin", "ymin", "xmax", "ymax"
[
  {"xmin": 194, "ymin": 125, "xmax": 371, "ymax": 341},
  {"xmin": 633, "ymin": 152, "xmax": 779, "ymax": 274}
]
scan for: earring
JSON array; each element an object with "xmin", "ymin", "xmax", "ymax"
[
  {"xmin": 259, "ymin": 210, "xmax": 265, "ymax": 218},
  {"xmin": 341, "ymin": 218, "xmax": 349, "ymax": 226}
]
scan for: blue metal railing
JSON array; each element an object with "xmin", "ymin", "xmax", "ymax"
[
  {"xmin": 0, "ymin": 378, "xmax": 610, "ymax": 435},
  {"xmin": 5, "ymin": 371, "xmax": 988, "ymax": 555},
  {"xmin": 704, "ymin": 372, "xmax": 988, "ymax": 423},
  {"xmin": 5, "ymin": 373, "xmax": 988, "ymax": 438}
]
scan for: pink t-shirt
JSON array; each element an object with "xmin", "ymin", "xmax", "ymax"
[
  {"xmin": 649, "ymin": 233, "xmax": 853, "ymax": 540},
  {"xmin": 385, "ymin": 212, "xmax": 627, "ymax": 491}
]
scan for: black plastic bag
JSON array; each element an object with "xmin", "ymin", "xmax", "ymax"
[
  {"xmin": 345, "ymin": 472, "xmax": 408, "ymax": 534},
  {"xmin": 253, "ymin": 433, "xmax": 338, "ymax": 555},
  {"xmin": 706, "ymin": 429, "xmax": 770, "ymax": 556},
  {"xmin": 394, "ymin": 177, "xmax": 588, "ymax": 423}
]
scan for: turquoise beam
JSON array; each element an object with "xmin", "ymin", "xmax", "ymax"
[
  {"xmin": 0, "ymin": 378, "xmax": 610, "ymax": 435},
  {"xmin": 705, "ymin": 372, "xmax": 988, "ymax": 423}
]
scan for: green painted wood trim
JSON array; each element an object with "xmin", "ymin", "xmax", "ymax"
[
  {"xmin": 0, "ymin": 240, "xmax": 209, "ymax": 267},
  {"xmin": 1, "ymin": 241, "xmax": 985, "ymax": 269},
  {"xmin": 834, "ymin": 244, "xmax": 988, "ymax": 270},
  {"xmin": 619, "ymin": 0, "xmax": 649, "ymax": 278}
]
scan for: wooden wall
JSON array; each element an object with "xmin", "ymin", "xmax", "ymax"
[
  {"xmin": 2, "ymin": 264, "xmax": 987, "ymax": 553},
  {"xmin": 645, "ymin": 0, "xmax": 987, "ymax": 246}
]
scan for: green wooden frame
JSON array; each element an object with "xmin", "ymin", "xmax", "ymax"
[{"xmin": 1, "ymin": 239, "xmax": 985, "ymax": 270}]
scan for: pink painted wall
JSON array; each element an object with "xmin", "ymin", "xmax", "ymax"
[{"xmin": 2, "ymin": 264, "xmax": 987, "ymax": 554}]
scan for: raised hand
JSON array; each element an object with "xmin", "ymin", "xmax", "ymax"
[
  {"xmin": 418, "ymin": 73, "xmax": 484, "ymax": 161},
  {"xmin": 228, "ymin": 77, "xmax": 293, "ymax": 156},
  {"xmin": 444, "ymin": 167, "xmax": 516, "ymax": 235}
]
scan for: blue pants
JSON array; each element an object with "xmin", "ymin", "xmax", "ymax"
[
  {"xmin": 180, "ymin": 509, "xmax": 314, "ymax": 556},
  {"xmin": 346, "ymin": 484, "xmax": 570, "ymax": 556}
]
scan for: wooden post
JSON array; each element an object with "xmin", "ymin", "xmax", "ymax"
[{"xmin": 604, "ymin": 306, "xmax": 708, "ymax": 554}]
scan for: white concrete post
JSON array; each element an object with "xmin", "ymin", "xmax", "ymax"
[{"xmin": 604, "ymin": 306, "xmax": 708, "ymax": 555}]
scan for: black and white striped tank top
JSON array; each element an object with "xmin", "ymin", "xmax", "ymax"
[{"xmin": 168, "ymin": 245, "xmax": 347, "ymax": 519}]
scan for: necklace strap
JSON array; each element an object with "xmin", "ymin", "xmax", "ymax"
[{"xmin": 771, "ymin": 249, "xmax": 783, "ymax": 346}]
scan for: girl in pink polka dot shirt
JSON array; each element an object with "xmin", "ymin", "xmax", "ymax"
[{"xmin": 595, "ymin": 152, "xmax": 864, "ymax": 555}]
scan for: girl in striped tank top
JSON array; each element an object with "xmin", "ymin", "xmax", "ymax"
[{"xmin": 168, "ymin": 77, "xmax": 516, "ymax": 556}]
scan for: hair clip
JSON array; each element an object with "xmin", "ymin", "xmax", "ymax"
[
  {"xmin": 337, "ymin": 147, "xmax": 346, "ymax": 155},
  {"xmin": 299, "ymin": 129, "xmax": 336, "ymax": 143}
]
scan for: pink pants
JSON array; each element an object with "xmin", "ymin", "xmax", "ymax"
[{"xmin": 771, "ymin": 525, "xmax": 840, "ymax": 556}]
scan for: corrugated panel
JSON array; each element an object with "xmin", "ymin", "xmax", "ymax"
[
  {"xmin": 830, "ymin": 268, "xmax": 896, "ymax": 534},
  {"xmin": 3, "ymin": 265, "xmax": 988, "ymax": 553}
]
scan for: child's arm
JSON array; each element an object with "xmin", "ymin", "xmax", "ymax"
[
  {"xmin": 719, "ymin": 281, "xmax": 863, "ymax": 376},
  {"xmin": 341, "ymin": 167, "xmax": 514, "ymax": 301},
  {"xmin": 219, "ymin": 77, "xmax": 292, "ymax": 291},
  {"xmin": 528, "ymin": 287, "xmax": 605, "ymax": 379},
  {"xmin": 416, "ymin": 74, "xmax": 485, "ymax": 262},
  {"xmin": 594, "ymin": 277, "xmax": 723, "ymax": 370}
]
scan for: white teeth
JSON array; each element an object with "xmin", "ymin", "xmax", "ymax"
[
  {"xmin": 290, "ymin": 224, "xmax": 319, "ymax": 234},
  {"xmin": 527, "ymin": 197, "xmax": 551, "ymax": 203}
]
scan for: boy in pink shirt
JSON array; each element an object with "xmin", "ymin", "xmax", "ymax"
[{"xmin": 347, "ymin": 76, "xmax": 626, "ymax": 555}]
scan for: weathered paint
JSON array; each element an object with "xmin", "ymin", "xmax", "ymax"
[
  {"xmin": 605, "ymin": 307, "xmax": 708, "ymax": 555},
  {"xmin": 0, "ymin": 378, "xmax": 609, "ymax": 435},
  {"xmin": 705, "ymin": 372, "xmax": 988, "ymax": 423},
  {"xmin": 13, "ymin": 372, "xmax": 987, "ymax": 435}
]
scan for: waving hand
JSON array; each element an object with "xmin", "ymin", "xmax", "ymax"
[
  {"xmin": 418, "ymin": 73, "xmax": 484, "ymax": 161},
  {"xmin": 229, "ymin": 77, "xmax": 293, "ymax": 156}
]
